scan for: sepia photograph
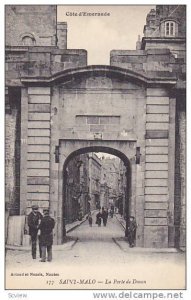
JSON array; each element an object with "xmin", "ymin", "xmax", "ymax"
[{"xmin": 4, "ymin": 4, "xmax": 186, "ymax": 292}]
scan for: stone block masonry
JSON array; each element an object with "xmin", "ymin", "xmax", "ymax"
[
  {"xmin": 144, "ymin": 88, "xmax": 170, "ymax": 248},
  {"xmin": 174, "ymin": 95, "xmax": 186, "ymax": 250},
  {"xmin": 22, "ymin": 87, "xmax": 51, "ymax": 214},
  {"xmin": 5, "ymin": 112, "xmax": 17, "ymax": 209},
  {"xmin": 5, "ymin": 87, "xmax": 21, "ymax": 215},
  {"xmin": 5, "ymin": 5, "xmax": 186, "ymax": 249},
  {"xmin": 5, "ymin": 6, "xmax": 57, "ymax": 47}
]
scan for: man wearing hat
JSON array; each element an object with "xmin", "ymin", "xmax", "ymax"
[
  {"xmin": 38, "ymin": 209, "xmax": 55, "ymax": 262},
  {"xmin": 28, "ymin": 205, "xmax": 43, "ymax": 259}
]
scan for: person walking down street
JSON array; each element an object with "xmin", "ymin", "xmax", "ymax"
[
  {"xmin": 110, "ymin": 208, "xmax": 114, "ymax": 218},
  {"xmin": 102, "ymin": 207, "xmax": 108, "ymax": 227},
  {"xmin": 96, "ymin": 210, "xmax": 102, "ymax": 227},
  {"xmin": 128, "ymin": 216, "xmax": 137, "ymax": 247},
  {"xmin": 28, "ymin": 205, "xmax": 43, "ymax": 259},
  {"xmin": 87, "ymin": 212, "xmax": 93, "ymax": 227},
  {"xmin": 38, "ymin": 209, "xmax": 55, "ymax": 262}
]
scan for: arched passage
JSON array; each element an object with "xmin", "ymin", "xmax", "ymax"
[
  {"xmin": 63, "ymin": 146, "xmax": 131, "ymax": 168},
  {"xmin": 61, "ymin": 146, "xmax": 131, "ymax": 242}
]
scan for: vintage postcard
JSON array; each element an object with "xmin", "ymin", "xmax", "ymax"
[{"xmin": 5, "ymin": 4, "xmax": 186, "ymax": 292}]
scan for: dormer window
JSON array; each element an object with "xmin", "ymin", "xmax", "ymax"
[{"xmin": 165, "ymin": 21, "xmax": 175, "ymax": 36}]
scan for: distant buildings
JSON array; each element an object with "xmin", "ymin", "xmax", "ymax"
[
  {"xmin": 88, "ymin": 153, "xmax": 102, "ymax": 210},
  {"xmin": 64, "ymin": 153, "xmax": 102, "ymax": 223},
  {"xmin": 100, "ymin": 157, "xmax": 120, "ymax": 209},
  {"xmin": 64, "ymin": 154, "xmax": 90, "ymax": 224},
  {"xmin": 117, "ymin": 161, "xmax": 127, "ymax": 217},
  {"xmin": 64, "ymin": 153, "xmax": 127, "ymax": 223}
]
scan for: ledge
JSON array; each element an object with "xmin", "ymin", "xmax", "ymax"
[{"xmin": 20, "ymin": 64, "xmax": 177, "ymax": 86}]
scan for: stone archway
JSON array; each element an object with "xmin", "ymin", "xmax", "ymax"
[
  {"xmin": 61, "ymin": 145, "xmax": 132, "ymax": 241},
  {"xmin": 19, "ymin": 64, "xmax": 176, "ymax": 248},
  {"xmin": 52, "ymin": 140, "xmax": 144, "ymax": 245}
]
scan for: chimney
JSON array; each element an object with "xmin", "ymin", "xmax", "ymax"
[
  {"xmin": 57, "ymin": 22, "xmax": 67, "ymax": 49},
  {"xmin": 136, "ymin": 35, "xmax": 141, "ymax": 50}
]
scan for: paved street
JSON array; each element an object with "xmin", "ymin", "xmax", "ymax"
[{"xmin": 6, "ymin": 215, "xmax": 185, "ymax": 290}]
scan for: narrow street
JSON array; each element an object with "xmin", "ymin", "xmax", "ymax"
[
  {"xmin": 67, "ymin": 213, "xmax": 127, "ymax": 265},
  {"xmin": 6, "ymin": 214, "xmax": 185, "ymax": 290}
]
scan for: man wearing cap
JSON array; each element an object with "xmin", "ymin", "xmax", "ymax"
[
  {"xmin": 28, "ymin": 205, "xmax": 43, "ymax": 259},
  {"xmin": 38, "ymin": 209, "xmax": 55, "ymax": 262}
]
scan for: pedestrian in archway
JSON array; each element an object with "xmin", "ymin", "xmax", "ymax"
[
  {"xmin": 39, "ymin": 209, "xmax": 55, "ymax": 262},
  {"xmin": 102, "ymin": 207, "xmax": 108, "ymax": 227},
  {"xmin": 128, "ymin": 216, "xmax": 137, "ymax": 247},
  {"xmin": 110, "ymin": 208, "xmax": 114, "ymax": 218},
  {"xmin": 87, "ymin": 212, "xmax": 93, "ymax": 227},
  {"xmin": 96, "ymin": 210, "xmax": 102, "ymax": 227},
  {"xmin": 28, "ymin": 205, "xmax": 42, "ymax": 259}
]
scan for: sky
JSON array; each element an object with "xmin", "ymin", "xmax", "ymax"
[{"xmin": 57, "ymin": 5, "xmax": 155, "ymax": 65}]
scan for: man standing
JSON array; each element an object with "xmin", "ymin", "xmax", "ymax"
[
  {"xmin": 28, "ymin": 205, "xmax": 42, "ymax": 259},
  {"xmin": 39, "ymin": 209, "xmax": 55, "ymax": 262},
  {"xmin": 87, "ymin": 212, "xmax": 93, "ymax": 227},
  {"xmin": 101, "ymin": 207, "xmax": 108, "ymax": 227},
  {"xmin": 96, "ymin": 210, "xmax": 102, "ymax": 227},
  {"xmin": 128, "ymin": 216, "xmax": 137, "ymax": 247}
]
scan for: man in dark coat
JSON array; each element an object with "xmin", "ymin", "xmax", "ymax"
[
  {"xmin": 87, "ymin": 212, "xmax": 93, "ymax": 227},
  {"xmin": 39, "ymin": 209, "xmax": 55, "ymax": 262},
  {"xmin": 96, "ymin": 210, "xmax": 102, "ymax": 227},
  {"xmin": 101, "ymin": 207, "xmax": 108, "ymax": 227},
  {"xmin": 128, "ymin": 216, "xmax": 137, "ymax": 247},
  {"xmin": 28, "ymin": 205, "xmax": 43, "ymax": 259}
]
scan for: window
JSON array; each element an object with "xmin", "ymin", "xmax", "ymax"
[
  {"xmin": 165, "ymin": 21, "xmax": 175, "ymax": 37},
  {"xmin": 21, "ymin": 33, "xmax": 36, "ymax": 46}
]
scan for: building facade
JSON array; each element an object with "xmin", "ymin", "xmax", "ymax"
[
  {"xmin": 116, "ymin": 160, "xmax": 127, "ymax": 217},
  {"xmin": 88, "ymin": 153, "xmax": 102, "ymax": 210},
  {"xmin": 100, "ymin": 158, "xmax": 121, "ymax": 208},
  {"xmin": 64, "ymin": 153, "xmax": 89, "ymax": 224},
  {"xmin": 100, "ymin": 160, "xmax": 110, "ymax": 209},
  {"xmin": 5, "ymin": 5, "xmax": 186, "ymax": 249}
]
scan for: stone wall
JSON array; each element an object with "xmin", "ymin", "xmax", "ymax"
[
  {"xmin": 5, "ymin": 5, "xmax": 57, "ymax": 46},
  {"xmin": 144, "ymin": 88, "xmax": 171, "ymax": 247},
  {"xmin": 57, "ymin": 22, "xmax": 67, "ymax": 49},
  {"xmin": 5, "ymin": 48, "xmax": 87, "ymax": 85},
  {"xmin": 5, "ymin": 88, "xmax": 21, "ymax": 215},
  {"xmin": 174, "ymin": 93, "xmax": 186, "ymax": 250},
  {"xmin": 110, "ymin": 49, "xmax": 184, "ymax": 74},
  {"xmin": 20, "ymin": 87, "xmax": 51, "ymax": 215},
  {"xmin": 57, "ymin": 74, "xmax": 145, "ymax": 142}
]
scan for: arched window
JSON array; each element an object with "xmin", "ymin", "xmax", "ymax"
[
  {"xmin": 165, "ymin": 21, "xmax": 176, "ymax": 37},
  {"xmin": 21, "ymin": 33, "xmax": 36, "ymax": 46}
]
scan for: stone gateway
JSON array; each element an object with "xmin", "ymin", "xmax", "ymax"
[{"xmin": 5, "ymin": 5, "xmax": 186, "ymax": 249}]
